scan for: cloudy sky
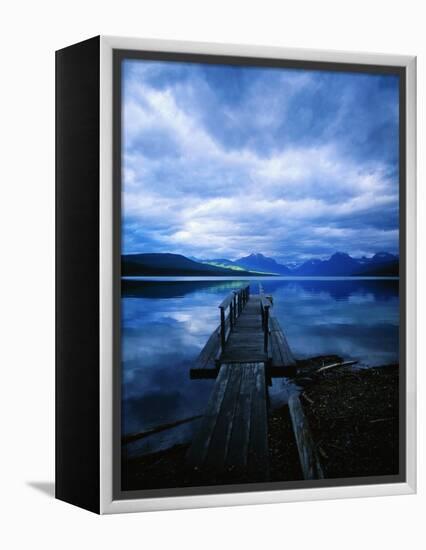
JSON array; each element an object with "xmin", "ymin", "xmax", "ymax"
[{"xmin": 121, "ymin": 58, "xmax": 399, "ymax": 264}]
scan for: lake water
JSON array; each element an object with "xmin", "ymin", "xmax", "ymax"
[{"xmin": 121, "ymin": 277, "xmax": 399, "ymax": 456}]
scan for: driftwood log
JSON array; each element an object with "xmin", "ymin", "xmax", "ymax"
[
  {"xmin": 122, "ymin": 415, "xmax": 202, "ymax": 445},
  {"xmin": 288, "ymin": 394, "xmax": 325, "ymax": 480},
  {"xmin": 317, "ymin": 360, "xmax": 358, "ymax": 374}
]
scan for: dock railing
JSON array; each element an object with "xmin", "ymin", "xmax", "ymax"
[
  {"xmin": 218, "ymin": 285, "xmax": 250, "ymax": 352},
  {"xmin": 259, "ymin": 284, "xmax": 272, "ymax": 352}
]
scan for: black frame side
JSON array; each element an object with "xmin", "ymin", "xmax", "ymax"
[{"xmin": 55, "ymin": 36, "xmax": 100, "ymax": 514}]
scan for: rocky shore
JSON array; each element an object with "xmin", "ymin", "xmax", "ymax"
[
  {"xmin": 122, "ymin": 355, "xmax": 399, "ymax": 491},
  {"xmin": 269, "ymin": 356, "xmax": 399, "ymax": 480}
]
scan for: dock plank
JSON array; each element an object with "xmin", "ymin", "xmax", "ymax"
[
  {"xmin": 186, "ymin": 362, "xmax": 269, "ymax": 482},
  {"xmin": 203, "ymin": 366, "xmax": 243, "ymax": 470},
  {"xmin": 269, "ymin": 315, "xmax": 297, "ymax": 375},
  {"xmin": 288, "ymin": 394, "xmax": 325, "ymax": 479},
  {"xmin": 196, "ymin": 325, "xmax": 221, "ymax": 368},
  {"xmin": 225, "ymin": 367, "xmax": 253, "ymax": 467},
  {"xmin": 190, "ymin": 325, "xmax": 221, "ymax": 379},
  {"xmin": 248, "ymin": 363, "xmax": 269, "ymax": 476},
  {"xmin": 219, "ymin": 295, "xmax": 267, "ymax": 364},
  {"xmin": 186, "ymin": 363, "xmax": 234, "ymax": 466}
]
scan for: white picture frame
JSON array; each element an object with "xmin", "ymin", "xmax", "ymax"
[
  {"xmin": 99, "ymin": 36, "xmax": 416, "ymax": 514},
  {"xmin": 55, "ymin": 35, "xmax": 416, "ymax": 514}
]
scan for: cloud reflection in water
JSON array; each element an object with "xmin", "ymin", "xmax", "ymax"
[{"xmin": 121, "ymin": 277, "xmax": 399, "ymax": 454}]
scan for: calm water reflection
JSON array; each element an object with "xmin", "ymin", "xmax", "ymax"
[{"xmin": 121, "ymin": 277, "xmax": 399, "ymax": 455}]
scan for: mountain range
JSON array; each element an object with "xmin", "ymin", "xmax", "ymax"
[
  {"xmin": 122, "ymin": 251, "xmax": 399, "ymax": 277},
  {"xmin": 121, "ymin": 253, "xmax": 257, "ymax": 277},
  {"xmin": 203, "ymin": 253, "xmax": 292, "ymax": 275}
]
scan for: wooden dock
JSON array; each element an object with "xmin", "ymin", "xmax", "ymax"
[
  {"xmin": 190, "ymin": 285, "xmax": 296, "ymax": 379},
  {"xmin": 220, "ymin": 295, "xmax": 267, "ymax": 363},
  {"xmin": 186, "ymin": 362, "xmax": 269, "ymax": 482},
  {"xmin": 186, "ymin": 284, "xmax": 298, "ymax": 482}
]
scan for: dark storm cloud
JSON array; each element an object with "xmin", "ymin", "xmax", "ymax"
[{"xmin": 122, "ymin": 59, "xmax": 399, "ymax": 261}]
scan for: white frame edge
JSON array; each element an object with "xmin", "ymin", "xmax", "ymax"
[{"xmin": 99, "ymin": 36, "xmax": 417, "ymax": 514}]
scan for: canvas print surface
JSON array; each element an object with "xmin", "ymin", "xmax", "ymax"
[{"xmin": 119, "ymin": 56, "xmax": 401, "ymax": 493}]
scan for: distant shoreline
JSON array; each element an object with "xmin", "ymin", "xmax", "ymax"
[
  {"xmin": 122, "ymin": 275, "xmax": 400, "ymax": 281},
  {"xmin": 121, "ymin": 251, "xmax": 399, "ymax": 279}
]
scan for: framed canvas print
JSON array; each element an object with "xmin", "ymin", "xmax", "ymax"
[{"xmin": 56, "ymin": 36, "xmax": 416, "ymax": 514}]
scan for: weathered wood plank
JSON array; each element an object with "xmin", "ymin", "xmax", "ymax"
[
  {"xmin": 288, "ymin": 393, "xmax": 325, "ymax": 480},
  {"xmin": 203, "ymin": 366, "xmax": 243, "ymax": 470},
  {"xmin": 122, "ymin": 414, "xmax": 203, "ymax": 444},
  {"xmin": 194, "ymin": 325, "xmax": 220, "ymax": 369},
  {"xmin": 218, "ymin": 293, "xmax": 267, "ymax": 365},
  {"xmin": 186, "ymin": 364, "xmax": 234, "ymax": 466},
  {"xmin": 186, "ymin": 363, "xmax": 269, "ymax": 482},
  {"xmin": 190, "ymin": 325, "xmax": 221, "ymax": 378},
  {"xmin": 225, "ymin": 367, "xmax": 254, "ymax": 467},
  {"xmin": 247, "ymin": 363, "xmax": 269, "ymax": 478},
  {"xmin": 269, "ymin": 316, "xmax": 296, "ymax": 369}
]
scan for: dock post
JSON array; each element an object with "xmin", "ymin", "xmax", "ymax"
[
  {"xmin": 229, "ymin": 301, "xmax": 234, "ymax": 330},
  {"xmin": 264, "ymin": 305, "xmax": 269, "ymax": 352},
  {"xmin": 220, "ymin": 306, "xmax": 226, "ymax": 350}
]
